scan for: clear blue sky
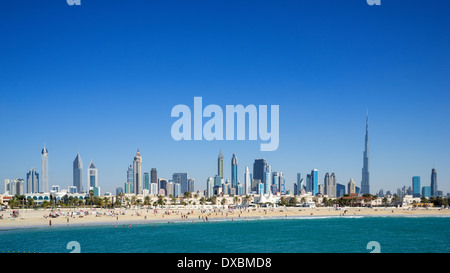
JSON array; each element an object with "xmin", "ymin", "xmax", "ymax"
[{"xmin": 1, "ymin": 0, "xmax": 449, "ymax": 195}]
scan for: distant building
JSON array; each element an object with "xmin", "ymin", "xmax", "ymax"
[
  {"xmin": 431, "ymin": 168, "xmax": 438, "ymax": 197},
  {"xmin": 73, "ymin": 153, "xmax": 83, "ymax": 193},
  {"xmin": 311, "ymin": 169, "xmax": 319, "ymax": 196},
  {"xmin": 336, "ymin": 183, "xmax": 345, "ymax": 197},
  {"xmin": 218, "ymin": 149, "xmax": 224, "ymax": 179},
  {"xmin": 127, "ymin": 164, "xmax": 133, "ymax": 192},
  {"xmin": 206, "ymin": 177, "xmax": 214, "ymax": 198},
  {"xmin": 412, "ymin": 176, "xmax": 421, "ymax": 197},
  {"xmin": 150, "ymin": 183, "xmax": 158, "ymax": 195},
  {"xmin": 41, "ymin": 144, "xmax": 49, "ymax": 193},
  {"xmin": 253, "ymin": 159, "xmax": 268, "ymax": 192},
  {"xmin": 422, "ymin": 186, "xmax": 431, "ymax": 198},
  {"xmin": 133, "ymin": 149, "xmax": 142, "ymax": 195},
  {"xmin": 26, "ymin": 168, "xmax": 39, "ymax": 194},
  {"xmin": 116, "ymin": 187, "xmax": 124, "ymax": 195},
  {"xmin": 348, "ymin": 178, "xmax": 356, "ymax": 194},
  {"xmin": 124, "ymin": 182, "xmax": 133, "ymax": 194},
  {"xmin": 173, "ymin": 173, "xmax": 188, "ymax": 194},
  {"xmin": 88, "ymin": 161, "xmax": 98, "ymax": 188},
  {"xmin": 143, "ymin": 172, "xmax": 150, "ymax": 191},
  {"xmin": 231, "ymin": 153, "xmax": 238, "ymax": 190},
  {"xmin": 244, "ymin": 166, "xmax": 251, "ymax": 195}
]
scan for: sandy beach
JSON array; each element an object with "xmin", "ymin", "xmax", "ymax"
[{"xmin": 1, "ymin": 206, "xmax": 449, "ymax": 229}]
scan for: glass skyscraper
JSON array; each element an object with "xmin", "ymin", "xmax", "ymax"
[
  {"xmin": 73, "ymin": 153, "xmax": 83, "ymax": 193},
  {"xmin": 431, "ymin": 168, "xmax": 437, "ymax": 197},
  {"xmin": 26, "ymin": 168, "xmax": 39, "ymax": 194},
  {"xmin": 361, "ymin": 112, "xmax": 370, "ymax": 194},
  {"xmin": 311, "ymin": 169, "xmax": 319, "ymax": 196},
  {"xmin": 173, "ymin": 173, "xmax": 188, "ymax": 194},
  {"xmin": 412, "ymin": 176, "xmax": 421, "ymax": 197},
  {"xmin": 253, "ymin": 159, "xmax": 268, "ymax": 191},
  {"xmin": 231, "ymin": 153, "xmax": 238, "ymax": 190},
  {"xmin": 88, "ymin": 161, "xmax": 98, "ymax": 188}
]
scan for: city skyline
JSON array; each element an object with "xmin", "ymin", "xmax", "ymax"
[{"xmin": 1, "ymin": 1, "xmax": 449, "ymax": 195}]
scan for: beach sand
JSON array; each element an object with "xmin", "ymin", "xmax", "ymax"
[{"xmin": 1, "ymin": 206, "xmax": 449, "ymax": 229}]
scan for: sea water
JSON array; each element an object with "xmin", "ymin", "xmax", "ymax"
[{"xmin": 0, "ymin": 216, "xmax": 449, "ymax": 253}]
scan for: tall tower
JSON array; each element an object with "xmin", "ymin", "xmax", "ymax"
[
  {"xmin": 26, "ymin": 168, "xmax": 39, "ymax": 193},
  {"xmin": 133, "ymin": 149, "xmax": 142, "ymax": 195},
  {"xmin": 88, "ymin": 161, "xmax": 98, "ymax": 188},
  {"xmin": 41, "ymin": 144, "xmax": 49, "ymax": 193},
  {"xmin": 361, "ymin": 111, "xmax": 370, "ymax": 195},
  {"xmin": 431, "ymin": 168, "xmax": 438, "ymax": 197},
  {"xmin": 244, "ymin": 166, "xmax": 251, "ymax": 195},
  {"xmin": 73, "ymin": 153, "xmax": 83, "ymax": 193},
  {"xmin": 218, "ymin": 149, "xmax": 224, "ymax": 179},
  {"xmin": 231, "ymin": 153, "xmax": 238, "ymax": 189}
]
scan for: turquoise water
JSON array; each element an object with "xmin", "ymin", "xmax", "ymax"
[{"xmin": 0, "ymin": 216, "xmax": 449, "ymax": 253}]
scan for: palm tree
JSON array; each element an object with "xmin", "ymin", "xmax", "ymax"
[
  {"xmin": 233, "ymin": 196, "xmax": 239, "ymax": 205},
  {"xmin": 199, "ymin": 197, "xmax": 206, "ymax": 205},
  {"xmin": 221, "ymin": 198, "xmax": 227, "ymax": 206}
]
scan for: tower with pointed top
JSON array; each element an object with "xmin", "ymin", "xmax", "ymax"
[
  {"xmin": 133, "ymin": 149, "xmax": 142, "ymax": 195},
  {"xmin": 218, "ymin": 149, "xmax": 224, "ymax": 179},
  {"xmin": 361, "ymin": 112, "xmax": 370, "ymax": 195},
  {"xmin": 73, "ymin": 153, "xmax": 83, "ymax": 193},
  {"xmin": 88, "ymin": 161, "xmax": 98, "ymax": 188},
  {"xmin": 41, "ymin": 144, "xmax": 49, "ymax": 193},
  {"xmin": 231, "ymin": 153, "xmax": 238, "ymax": 190}
]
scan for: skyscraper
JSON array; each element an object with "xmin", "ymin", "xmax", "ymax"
[
  {"xmin": 218, "ymin": 149, "xmax": 224, "ymax": 179},
  {"xmin": 41, "ymin": 144, "xmax": 49, "ymax": 193},
  {"xmin": 206, "ymin": 177, "xmax": 214, "ymax": 198},
  {"xmin": 26, "ymin": 168, "xmax": 39, "ymax": 193},
  {"xmin": 412, "ymin": 176, "xmax": 421, "ymax": 198},
  {"xmin": 324, "ymin": 173, "xmax": 336, "ymax": 198},
  {"xmin": 151, "ymin": 168, "xmax": 157, "ymax": 188},
  {"xmin": 88, "ymin": 161, "xmax": 98, "ymax": 188},
  {"xmin": 244, "ymin": 166, "xmax": 251, "ymax": 195},
  {"xmin": 253, "ymin": 159, "xmax": 268, "ymax": 191},
  {"xmin": 173, "ymin": 173, "xmax": 188, "ymax": 194},
  {"xmin": 311, "ymin": 169, "xmax": 319, "ymax": 196},
  {"xmin": 73, "ymin": 153, "xmax": 83, "ymax": 193},
  {"xmin": 348, "ymin": 178, "xmax": 356, "ymax": 194},
  {"xmin": 231, "ymin": 153, "xmax": 238, "ymax": 190},
  {"xmin": 431, "ymin": 168, "xmax": 437, "ymax": 197},
  {"xmin": 133, "ymin": 149, "xmax": 142, "ymax": 194},
  {"xmin": 361, "ymin": 112, "xmax": 370, "ymax": 194},
  {"xmin": 127, "ymin": 164, "xmax": 133, "ymax": 192},
  {"xmin": 143, "ymin": 172, "xmax": 150, "ymax": 191}
]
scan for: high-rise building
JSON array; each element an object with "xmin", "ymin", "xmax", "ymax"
[
  {"xmin": 188, "ymin": 178, "xmax": 195, "ymax": 193},
  {"xmin": 3, "ymin": 179, "xmax": 10, "ymax": 195},
  {"xmin": 88, "ymin": 161, "xmax": 98, "ymax": 188},
  {"xmin": 124, "ymin": 182, "xmax": 132, "ymax": 193},
  {"xmin": 231, "ymin": 153, "xmax": 238, "ymax": 190},
  {"xmin": 41, "ymin": 144, "xmax": 49, "ymax": 193},
  {"xmin": 73, "ymin": 153, "xmax": 83, "ymax": 193},
  {"xmin": 361, "ymin": 112, "xmax": 370, "ymax": 194},
  {"xmin": 206, "ymin": 177, "xmax": 214, "ymax": 198},
  {"xmin": 306, "ymin": 174, "xmax": 312, "ymax": 193},
  {"xmin": 150, "ymin": 183, "xmax": 158, "ymax": 195},
  {"xmin": 143, "ymin": 172, "xmax": 150, "ymax": 191},
  {"xmin": 336, "ymin": 183, "xmax": 345, "ymax": 197},
  {"xmin": 214, "ymin": 175, "xmax": 223, "ymax": 188},
  {"xmin": 151, "ymin": 168, "xmax": 157, "ymax": 189},
  {"xmin": 253, "ymin": 159, "xmax": 268, "ymax": 191},
  {"xmin": 279, "ymin": 172, "xmax": 285, "ymax": 194},
  {"xmin": 173, "ymin": 173, "xmax": 188, "ymax": 194},
  {"xmin": 264, "ymin": 171, "xmax": 271, "ymax": 194},
  {"xmin": 127, "ymin": 164, "xmax": 133, "ymax": 192},
  {"xmin": 431, "ymin": 168, "xmax": 437, "ymax": 197},
  {"xmin": 348, "ymin": 178, "xmax": 356, "ymax": 194},
  {"xmin": 174, "ymin": 182, "xmax": 181, "ymax": 197},
  {"xmin": 10, "ymin": 179, "xmax": 24, "ymax": 195},
  {"xmin": 159, "ymin": 178, "xmax": 168, "ymax": 195},
  {"xmin": 218, "ymin": 149, "xmax": 224, "ymax": 179},
  {"xmin": 325, "ymin": 173, "xmax": 336, "ymax": 198},
  {"xmin": 412, "ymin": 176, "xmax": 421, "ymax": 197},
  {"xmin": 311, "ymin": 169, "xmax": 319, "ymax": 196},
  {"xmin": 133, "ymin": 149, "xmax": 142, "ymax": 195},
  {"xmin": 244, "ymin": 166, "xmax": 251, "ymax": 195},
  {"xmin": 422, "ymin": 186, "xmax": 431, "ymax": 198},
  {"xmin": 26, "ymin": 168, "xmax": 39, "ymax": 193},
  {"xmin": 296, "ymin": 173, "xmax": 305, "ymax": 195}
]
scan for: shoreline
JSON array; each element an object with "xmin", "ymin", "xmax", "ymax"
[{"xmin": 1, "ymin": 206, "xmax": 449, "ymax": 231}]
